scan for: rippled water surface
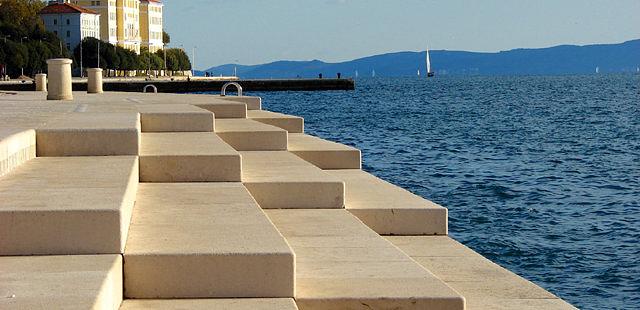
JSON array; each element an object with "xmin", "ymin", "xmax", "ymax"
[{"xmin": 246, "ymin": 75, "xmax": 639, "ymax": 309}]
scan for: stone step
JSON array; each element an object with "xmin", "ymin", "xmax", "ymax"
[
  {"xmin": 216, "ymin": 119, "xmax": 288, "ymax": 151},
  {"xmin": 0, "ymin": 128, "xmax": 35, "ymax": 178},
  {"xmin": 386, "ymin": 236, "xmax": 577, "ymax": 310},
  {"xmin": 248, "ymin": 110, "xmax": 304, "ymax": 133},
  {"xmin": 241, "ymin": 151, "xmax": 344, "ymax": 209},
  {"xmin": 327, "ymin": 170, "xmax": 448, "ymax": 235},
  {"xmin": 36, "ymin": 112, "xmax": 140, "ymax": 156},
  {"xmin": 120, "ymin": 299, "xmax": 298, "ymax": 310},
  {"xmin": 194, "ymin": 101, "xmax": 248, "ymax": 118},
  {"xmin": 124, "ymin": 183, "xmax": 295, "ymax": 299},
  {"xmin": 0, "ymin": 156, "xmax": 138, "ymax": 255},
  {"xmin": 288, "ymin": 134, "xmax": 361, "ymax": 169},
  {"xmin": 136, "ymin": 104, "xmax": 214, "ymax": 132},
  {"xmin": 265, "ymin": 209, "xmax": 466, "ymax": 310},
  {"xmin": 0, "ymin": 255, "xmax": 122, "ymax": 310},
  {"xmin": 139, "ymin": 132, "xmax": 241, "ymax": 182},
  {"xmin": 214, "ymin": 95, "xmax": 262, "ymax": 110}
]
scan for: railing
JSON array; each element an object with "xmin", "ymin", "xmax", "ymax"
[
  {"xmin": 143, "ymin": 84, "xmax": 158, "ymax": 93},
  {"xmin": 221, "ymin": 82, "xmax": 243, "ymax": 97}
]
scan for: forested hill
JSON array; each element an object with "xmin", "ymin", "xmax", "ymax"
[{"xmin": 201, "ymin": 40, "xmax": 640, "ymax": 78}]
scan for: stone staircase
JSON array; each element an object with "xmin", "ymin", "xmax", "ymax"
[{"xmin": 0, "ymin": 91, "xmax": 576, "ymax": 309}]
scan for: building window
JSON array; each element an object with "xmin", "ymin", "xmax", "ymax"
[
  {"xmin": 54, "ymin": 30, "xmax": 58, "ymax": 35},
  {"xmin": 66, "ymin": 19, "xmax": 70, "ymax": 25},
  {"xmin": 66, "ymin": 43, "xmax": 71, "ymax": 49},
  {"xmin": 53, "ymin": 19, "xmax": 57, "ymax": 25},
  {"xmin": 66, "ymin": 31, "xmax": 70, "ymax": 37}
]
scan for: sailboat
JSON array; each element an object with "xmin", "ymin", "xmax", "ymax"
[
  {"xmin": 426, "ymin": 48, "xmax": 435, "ymax": 77},
  {"xmin": 595, "ymin": 66, "xmax": 600, "ymax": 74},
  {"xmin": 417, "ymin": 69, "xmax": 421, "ymax": 77},
  {"xmin": 372, "ymin": 69, "xmax": 376, "ymax": 77},
  {"xmin": 355, "ymin": 70, "xmax": 359, "ymax": 78}
]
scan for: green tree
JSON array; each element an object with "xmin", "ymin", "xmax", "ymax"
[
  {"xmin": 0, "ymin": 0, "xmax": 68, "ymax": 77},
  {"xmin": 162, "ymin": 30, "xmax": 170, "ymax": 44}
]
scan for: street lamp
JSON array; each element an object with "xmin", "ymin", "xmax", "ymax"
[
  {"xmin": 20, "ymin": 36, "xmax": 27, "ymax": 76},
  {"xmin": 192, "ymin": 46, "xmax": 196, "ymax": 77}
]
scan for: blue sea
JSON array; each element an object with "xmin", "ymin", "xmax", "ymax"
[{"xmin": 245, "ymin": 75, "xmax": 639, "ymax": 310}]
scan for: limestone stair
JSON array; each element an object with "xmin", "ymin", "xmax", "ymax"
[
  {"xmin": 288, "ymin": 133, "xmax": 361, "ymax": 169},
  {"xmin": 123, "ymin": 183, "xmax": 295, "ymax": 298},
  {"xmin": 387, "ymin": 236, "xmax": 577, "ymax": 309},
  {"xmin": 139, "ymin": 132, "xmax": 241, "ymax": 182},
  {"xmin": 328, "ymin": 169, "xmax": 448, "ymax": 235},
  {"xmin": 215, "ymin": 119, "xmax": 288, "ymax": 151},
  {"xmin": 266, "ymin": 209, "xmax": 465, "ymax": 309},
  {"xmin": 0, "ymin": 156, "xmax": 138, "ymax": 255},
  {"xmin": 248, "ymin": 110, "xmax": 304, "ymax": 133},
  {"xmin": 241, "ymin": 151, "xmax": 345, "ymax": 209},
  {"xmin": 36, "ymin": 112, "xmax": 140, "ymax": 156},
  {"xmin": 120, "ymin": 299, "xmax": 299, "ymax": 310},
  {"xmin": 136, "ymin": 103, "xmax": 215, "ymax": 132},
  {"xmin": 0, "ymin": 255, "xmax": 123, "ymax": 309}
]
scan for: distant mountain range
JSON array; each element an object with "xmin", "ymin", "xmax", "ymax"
[{"xmin": 198, "ymin": 39, "xmax": 640, "ymax": 78}]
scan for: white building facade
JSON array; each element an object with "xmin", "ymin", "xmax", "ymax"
[
  {"xmin": 39, "ymin": 2, "xmax": 101, "ymax": 51},
  {"xmin": 70, "ymin": 0, "xmax": 118, "ymax": 46}
]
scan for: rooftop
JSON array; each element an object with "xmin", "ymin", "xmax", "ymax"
[{"xmin": 39, "ymin": 3, "xmax": 99, "ymax": 15}]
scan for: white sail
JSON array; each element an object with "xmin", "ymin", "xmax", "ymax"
[
  {"xmin": 595, "ymin": 66, "xmax": 599, "ymax": 74},
  {"xmin": 372, "ymin": 69, "xmax": 376, "ymax": 77},
  {"xmin": 417, "ymin": 69, "xmax": 420, "ymax": 76},
  {"xmin": 426, "ymin": 49, "xmax": 432, "ymax": 73},
  {"xmin": 355, "ymin": 70, "xmax": 359, "ymax": 78}
]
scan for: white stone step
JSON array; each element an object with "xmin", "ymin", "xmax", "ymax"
[
  {"xmin": 266, "ymin": 209, "xmax": 465, "ymax": 309},
  {"xmin": 194, "ymin": 101, "xmax": 248, "ymax": 118},
  {"xmin": 136, "ymin": 104, "xmax": 214, "ymax": 132},
  {"xmin": 36, "ymin": 112, "xmax": 140, "ymax": 156},
  {"xmin": 288, "ymin": 133, "xmax": 361, "ymax": 169},
  {"xmin": 248, "ymin": 110, "xmax": 304, "ymax": 133},
  {"xmin": 124, "ymin": 183, "xmax": 295, "ymax": 298},
  {"xmin": 120, "ymin": 298, "xmax": 298, "ymax": 310},
  {"xmin": 386, "ymin": 236, "xmax": 577, "ymax": 310},
  {"xmin": 139, "ymin": 132, "xmax": 241, "ymax": 182},
  {"xmin": 327, "ymin": 169, "xmax": 448, "ymax": 235},
  {"xmin": 0, "ymin": 156, "xmax": 138, "ymax": 255},
  {"xmin": 0, "ymin": 128, "xmax": 35, "ymax": 178},
  {"xmin": 0, "ymin": 255, "xmax": 122, "ymax": 310},
  {"xmin": 241, "ymin": 151, "xmax": 344, "ymax": 209},
  {"xmin": 216, "ymin": 119, "xmax": 288, "ymax": 151},
  {"xmin": 214, "ymin": 95, "xmax": 262, "ymax": 110}
]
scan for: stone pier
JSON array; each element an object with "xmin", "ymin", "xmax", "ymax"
[{"xmin": 0, "ymin": 90, "xmax": 576, "ymax": 309}]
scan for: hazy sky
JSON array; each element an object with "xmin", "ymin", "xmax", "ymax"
[{"xmin": 163, "ymin": 0, "xmax": 640, "ymax": 69}]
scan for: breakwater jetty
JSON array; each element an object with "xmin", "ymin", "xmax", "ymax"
[{"xmin": 0, "ymin": 77, "xmax": 355, "ymax": 93}]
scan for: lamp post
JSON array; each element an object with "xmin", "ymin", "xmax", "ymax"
[
  {"xmin": 80, "ymin": 38, "xmax": 83, "ymax": 78},
  {"xmin": 20, "ymin": 36, "xmax": 27, "ymax": 76},
  {"xmin": 192, "ymin": 46, "xmax": 196, "ymax": 77}
]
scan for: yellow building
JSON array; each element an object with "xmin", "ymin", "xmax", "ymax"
[
  {"xmin": 116, "ymin": 0, "xmax": 141, "ymax": 54},
  {"xmin": 70, "ymin": 0, "xmax": 118, "ymax": 46},
  {"xmin": 139, "ymin": 0, "xmax": 163, "ymax": 53}
]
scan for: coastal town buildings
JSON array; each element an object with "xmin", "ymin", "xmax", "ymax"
[
  {"xmin": 38, "ymin": 2, "xmax": 101, "ymax": 51},
  {"xmin": 115, "ymin": 0, "xmax": 141, "ymax": 54},
  {"xmin": 40, "ymin": 0, "xmax": 163, "ymax": 54},
  {"xmin": 70, "ymin": 0, "xmax": 118, "ymax": 46},
  {"xmin": 139, "ymin": 0, "xmax": 163, "ymax": 53}
]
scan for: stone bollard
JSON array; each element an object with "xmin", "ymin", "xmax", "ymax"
[
  {"xmin": 35, "ymin": 73, "xmax": 47, "ymax": 92},
  {"xmin": 46, "ymin": 58, "xmax": 73, "ymax": 100},
  {"xmin": 87, "ymin": 68, "xmax": 103, "ymax": 94}
]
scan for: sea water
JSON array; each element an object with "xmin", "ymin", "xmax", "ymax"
[{"xmin": 233, "ymin": 74, "xmax": 640, "ymax": 309}]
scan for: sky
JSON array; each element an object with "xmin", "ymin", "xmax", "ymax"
[{"xmin": 163, "ymin": 0, "xmax": 640, "ymax": 69}]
